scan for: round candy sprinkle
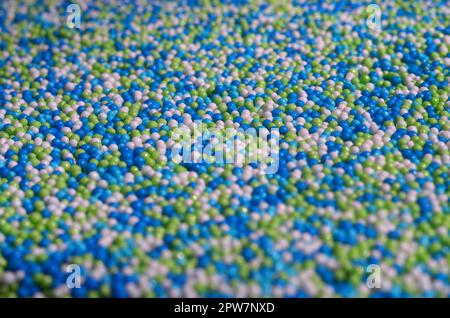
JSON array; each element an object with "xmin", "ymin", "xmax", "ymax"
[{"xmin": 0, "ymin": 0, "xmax": 449, "ymax": 298}]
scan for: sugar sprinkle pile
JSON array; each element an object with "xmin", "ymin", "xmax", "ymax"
[{"xmin": 0, "ymin": 0, "xmax": 449, "ymax": 297}]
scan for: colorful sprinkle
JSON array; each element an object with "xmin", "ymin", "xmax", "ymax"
[{"xmin": 0, "ymin": 0, "xmax": 449, "ymax": 298}]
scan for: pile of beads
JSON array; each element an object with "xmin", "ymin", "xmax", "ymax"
[{"xmin": 0, "ymin": 0, "xmax": 448, "ymax": 297}]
